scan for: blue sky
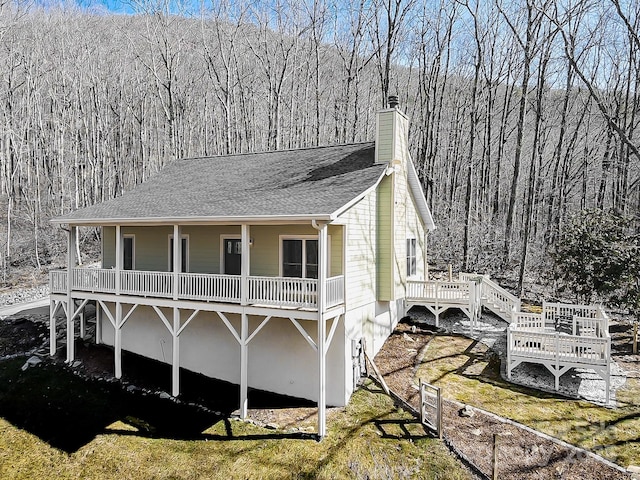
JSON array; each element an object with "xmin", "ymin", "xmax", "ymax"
[{"xmin": 79, "ymin": 0, "xmax": 221, "ymax": 15}]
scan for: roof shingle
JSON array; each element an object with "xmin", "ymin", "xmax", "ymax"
[{"xmin": 54, "ymin": 142, "xmax": 385, "ymax": 224}]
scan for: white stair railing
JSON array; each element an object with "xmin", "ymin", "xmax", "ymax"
[{"xmin": 460, "ymin": 273, "xmax": 520, "ymax": 321}]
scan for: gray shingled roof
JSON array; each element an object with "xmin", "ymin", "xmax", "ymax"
[{"xmin": 53, "ymin": 142, "xmax": 385, "ymax": 224}]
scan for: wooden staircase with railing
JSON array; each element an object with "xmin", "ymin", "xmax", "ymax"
[
  {"xmin": 459, "ymin": 273, "xmax": 520, "ymax": 322},
  {"xmin": 408, "ymin": 271, "xmax": 612, "ymax": 404}
]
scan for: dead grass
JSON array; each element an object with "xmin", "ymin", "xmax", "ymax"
[
  {"xmin": 0, "ymin": 357, "xmax": 471, "ymax": 480},
  {"xmin": 416, "ymin": 334, "xmax": 640, "ymax": 468}
]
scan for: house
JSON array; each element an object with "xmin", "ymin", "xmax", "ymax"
[{"xmin": 49, "ymin": 100, "xmax": 436, "ymax": 437}]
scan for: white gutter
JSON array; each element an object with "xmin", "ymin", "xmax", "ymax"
[{"xmin": 51, "ymin": 214, "xmax": 334, "ymax": 226}]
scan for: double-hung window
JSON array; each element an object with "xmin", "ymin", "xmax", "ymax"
[
  {"xmin": 168, "ymin": 235, "xmax": 189, "ymax": 272},
  {"xmin": 406, "ymin": 238, "xmax": 417, "ymax": 277},
  {"xmin": 281, "ymin": 237, "xmax": 319, "ymax": 279},
  {"xmin": 123, "ymin": 235, "xmax": 135, "ymax": 270}
]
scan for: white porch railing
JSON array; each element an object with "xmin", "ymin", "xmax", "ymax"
[
  {"xmin": 248, "ymin": 276, "xmax": 317, "ymax": 308},
  {"xmin": 50, "ymin": 269, "xmax": 68, "ymax": 294},
  {"xmin": 72, "ymin": 268, "xmax": 116, "ymax": 293},
  {"xmin": 178, "ymin": 273, "xmax": 240, "ymax": 302},
  {"xmin": 120, "ymin": 270, "xmax": 174, "ymax": 297},
  {"xmin": 50, "ymin": 268, "xmax": 344, "ymax": 311},
  {"xmin": 326, "ymin": 275, "xmax": 345, "ymax": 308}
]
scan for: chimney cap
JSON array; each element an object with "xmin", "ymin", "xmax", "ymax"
[{"xmin": 388, "ymin": 95, "xmax": 399, "ymax": 109}]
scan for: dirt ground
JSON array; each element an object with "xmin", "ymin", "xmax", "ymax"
[
  {"xmin": 0, "ymin": 307, "xmax": 636, "ymax": 479},
  {"xmin": 373, "ymin": 321, "xmax": 632, "ymax": 480}
]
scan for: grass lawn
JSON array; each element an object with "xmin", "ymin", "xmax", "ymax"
[
  {"xmin": 0, "ymin": 357, "xmax": 471, "ymax": 480},
  {"xmin": 416, "ymin": 334, "xmax": 640, "ymax": 468}
]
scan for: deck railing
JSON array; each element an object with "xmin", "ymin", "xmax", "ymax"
[
  {"xmin": 248, "ymin": 276, "xmax": 317, "ymax": 308},
  {"xmin": 407, "ymin": 280, "xmax": 473, "ymax": 303},
  {"xmin": 542, "ymin": 301, "xmax": 599, "ymax": 329},
  {"xmin": 72, "ymin": 268, "xmax": 116, "ymax": 293},
  {"xmin": 508, "ymin": 328, "xmax": 610, "ymax": 364},
  {"xmin": 482, "ymin": 276, "xmax": 520, "ymax": 314},
  {"xmin": 326, "ymin": 275, "xmax": 345, "ymax": 308},
  {"xmin": 178, "ymin": 273, "xmax": 241, "ymax": 302},
  {"xmin": 120, "ymin": 270, "xmax": 173, "ymax": 297},
  {"xmin": 511, "ymin": 311, "xmax": 546, "ymax": 331},
  {"xmin": 459, "ymin": 272, "xmax": 520, "ymax": 317},
  {"xmin": 50, "ymin": 270, "xmax": 68, "ymax": 293},
  {"xmin": 50, "ymin": 268, "xmax": 344, "ymax": 310}
]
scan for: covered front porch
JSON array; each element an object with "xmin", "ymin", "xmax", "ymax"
[{"xmin": 51, "ymin": 220, "xmax": 345, "ymax": 439}]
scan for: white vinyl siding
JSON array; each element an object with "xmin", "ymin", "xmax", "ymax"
[
  {"xmin": 168, "ymin": 234, "xmax": 189, "ymax": 273},
  {"xmin": 340, "ymin": 189, "xmax": 378, "ymax": 310}
]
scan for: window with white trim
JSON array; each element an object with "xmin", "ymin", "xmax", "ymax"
[
  {"xmin": 123, "ymin": 235, "xmax": 135, "ymax": 270},
  {"xmin": 406, "ymin": 238, "xmax": 417, "ymax": 277},
  {"xmin": 281, "ymin": 237, "xmax": 319, "ymax": 279},
  {"xmin": 168, "ymin": 235, "xmax": 189, "ymax": 272}
]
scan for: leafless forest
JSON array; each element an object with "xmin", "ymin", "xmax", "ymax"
[{"xmin": 0, "ymin": 0, "xmax": 638, "ymax": 293}]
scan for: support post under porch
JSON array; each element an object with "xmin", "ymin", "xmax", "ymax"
[
  {"xmin": 50, "ymin": 298, "xmax": 56, "ymax": 356},
  {"xmin": 239, "ymin": 224, "xmax": 250, "ymax": 419},
  {"xmin": 240, "ymin": 313, "xmax": 248, "ymax": 418},
  {"xmin": 170, "ymin": 225, "xmax": 181, "ymax": 397},
  {"xmin": 316, "ymin": 222, "xmax": 328, "ymax": 439},
  {"xmin": 95, "ymin": 303, "xmax": 102, "ymax": 345},
  {"xmin": 66, "ymin": 226, "xmax": 77, "ymax": 363},
  {"xmin": 79, "ymin": 308, "xmax": 86, "ymax": 339},
  {"xmin": 114, "ymin": 302, "xmax": 123, "ymax": 379},
  {"xmin": 172, "ymin": 307, "xmax": 180, "ymax": 397}
]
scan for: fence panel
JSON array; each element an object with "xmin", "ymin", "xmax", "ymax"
[{"xmin": 419, "ymin": 380, "xmax": 442, "ymax": 438}]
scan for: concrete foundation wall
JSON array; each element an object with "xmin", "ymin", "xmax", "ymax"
[{"xmin": 98, "ymin": 303, "xmax": 347, "ymax": 406}]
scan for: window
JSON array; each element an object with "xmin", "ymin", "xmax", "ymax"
[
  {"xmin": 169, "ymin": 235, "xmax": 189, "ymax": 272},
  {"xmin": 406, "ymin": 238, "xmax": 417, "ymax": 277},
  {"xmin": 123, "ymin": 235, "xmax": 135, "ymax": 270},
  {"xmin": 281, "ymin": 238, "xmax": 319, "ymax": 279}
]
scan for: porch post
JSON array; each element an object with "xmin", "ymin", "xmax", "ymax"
[
  {"xmin": 317, "ymin": 223, "xmax": 328, "ymax": 438},
  {"xmin": 114, "ymin": 302, "xmax": 122, "ymax": 378},
  {"xmin": 170, "ymin": 225, "xmax": 181, "ymax": 396},
  {"xmin": 240, "ymin": 224, "xmax": 250, "ymax": 305},
  {"xmin": 115, "ymin": 225, "xmax": 122, "ymax": 295},
  {"xmin": 172, "ymin": 307, "xmax": 180, "ymax": 396},
  {"xmin": 239, "ymin": 224, "xmax": 250, "ymax": 418},
  {"xmin": 173, "ymin": 224, "xmax": 180, "ymax": 299},
  {"xmin": 66, "ymin": 226, "xmax": 77, "ymax": 363}
]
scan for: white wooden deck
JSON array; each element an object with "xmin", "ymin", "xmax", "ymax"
[
  {"xmin": 507, "ymin": 303, "xmax": 611, "ymax": 404},
  {"xmin": 407, "ymin": 279, "xmax": 480, "ymax": 326},
  {"xmin": 406, "ymin": 274, "xmax": 520, "ymax": 327},
  {"xmin": 409, "ymin": 272, "xmax": 613, "ymax": 404}
]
